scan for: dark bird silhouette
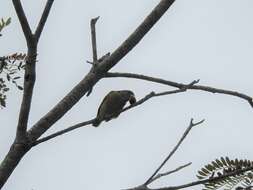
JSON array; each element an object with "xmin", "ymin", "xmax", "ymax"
[{"xmin": 93, "ymin": 90, "xmax": 136, "ymax": 127}]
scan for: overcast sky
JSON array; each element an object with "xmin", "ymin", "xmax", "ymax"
[{"xmin": 1, "ymin": 0, "xmax": 253, "ymax": 190}]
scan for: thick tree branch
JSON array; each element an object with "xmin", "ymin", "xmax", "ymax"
[
  {"xmin": 97, "ymin": 0, "xmax": 175, "ymax": 73},
  {"xmin": 34, "ymin": 0, "xmax": 54, "ymax": 42},
  {"xmin": 144, "ymin": 119, "xmax": 204, "ymax": 186},
  {"xmin": 16, "ymin": 49, "xmax": 37, "ymax": 142},
  {"xmin": 0, "ymin": 143, "xmax": 30, "ymax": 189},
  {"xmin": 0, "ymin": 0, "xmax": 55, "ymax": 188},
  {"xmin": 12, "ymin": 0, "xmax": 37, "ymax": 142},
  {"xmin": 105, "ymin": 72, "xmax": 253, "ymax": 108},
  {"xmin": 27, "ymin": 73, "xmax": 100, "ymax": 141},
  {"xmin": 0, "ymin": 0, "xmax": 54, "ymax": 186},
  {"xmin": 12, "ymin": 0, "xmax": 33, "ymax": 47},
  {"xmin": 27, "ymin": 0, "xmax": 176, "ymax": 142}
]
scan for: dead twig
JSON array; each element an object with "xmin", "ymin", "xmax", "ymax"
[
  {"xmin": 143, "ymin": 119, "xmax": 204, "ymax": 186},
  {"xmin": 148, "ymin": 162, "xmax": 192, "ymax": 184}
]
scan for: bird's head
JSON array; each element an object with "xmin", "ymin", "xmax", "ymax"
[{"xmin": 119, "ymin": 90, "xmax": 136, "ymax": 105}]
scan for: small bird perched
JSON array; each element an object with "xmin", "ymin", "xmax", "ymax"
[{"xmin": 92, "ymin": 90, "xmax": 136, "ymax": 127}]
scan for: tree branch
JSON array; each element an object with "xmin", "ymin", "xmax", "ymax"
[
  {"xmin": 97, "ymin": 0, "xmax": 175, "ymax": 73},
  {"xmin": 12, "ymin": 0, "xmax": 38, "ymax": 142},
  {"xmin": 148, "ymin": 162, "xmax": 192, "ymax": 185},
  {"xmin": 143, "ymin": 119, "xmax": 204, "ymax": 186},
  {"xmin": 27, "ymin": 0, "xmax": 176, "ymax": 142},
  {"xmin": 105, "ymin": 72, "xmax": 253, "ymax": 108},
  {"xmin": 12, "ymin": 0, "xmax": 33, "ymax": 47},
  {"xmin": 16, "ymin": 49, "xmax": 37, "ymax": 142},
  {"xmin": 31, "ymin": 119, "xmax": 96, "ymax": 146},
  {"xmin": 90, "ymin": 16, "xmax": 99, "ymax": 63},
  {"xmin": 31, "ymin": 85, "xmax": 196, "ymax": 146},
  {"xmin": 34, "ymin": 0, "xmax": 54, "ymax": 42}
]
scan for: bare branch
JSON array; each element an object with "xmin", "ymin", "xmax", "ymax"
[
  {"xmin": 90, "ymin": 16, "xmax": 99, "ymax": 63},
  {"xmin": 122, "ymin": 80, "xmax": 199, "ymax": 113},
  {"xmin": 12, "ymin": 0, "xmax": 33, "ymax": 46},
  {"xmin": 31, "ymin": 86, "xmax": 194, "ymax": 146},
  {"xmin": 148, "ymin": 162, "xmax": 192, "ymax": 184},
  {"xmin": 105, "ymin": 72, "xmax": 253, "ymax": 107},
  {"xmin": 34, "ymin": 0, "xmax": 54, "ymax": 42},
  {"xmin": 32, "ymin": 119, "xmax": 96, "ymax": 146},
  {"xmin": 144, "ymin": 119, "xmax": 204, "ymax": 186}
]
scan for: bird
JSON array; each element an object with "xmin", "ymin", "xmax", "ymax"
[{"xmin": 92, "ymin": 90, "xmax": 136, "ymax": 127}]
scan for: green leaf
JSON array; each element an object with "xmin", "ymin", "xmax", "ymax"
[
  {"xmin": 13, "ymin": 76, "xmax": 21, "ymax": 80},
  {"xmin": 0, "ymin": 98, "xmax": 6, "ymax": 107},
  {"xmin": 221, "ymin": 157, "xmax": 228, "ymax": 166},
  {"xmin": 3, "ymin": 88, "xmax": 9, "ymax": 92},
  {"xmin": 216, "ymin": 159, "xmax": 223, "ymax": 167},
  {"xmin": 6, "ymin": 74, "xmax": 10, "ymax": 81},
  {"xmin": 17, "ymin": 85, "xmax": 23, "ymax": 90},
  {"xmin": 5, "ymin": 17, "xmax": 11, "ymax": 26}
]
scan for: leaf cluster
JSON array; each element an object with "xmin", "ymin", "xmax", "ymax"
[
  {"xmin": 197, "ymin": 157, "xmax": 253, "ymax": 190},
  {"xmin": 0, "ymin": 17, "xmax": 11, "ymax": 36},
  {"xmin": 0, "ymin": 53, "xmax": 26, "ymax": 108}
]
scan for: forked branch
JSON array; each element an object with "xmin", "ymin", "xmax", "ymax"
[
  {"xmin": 34, "ymin": 0, "xmax": 54, "ymax": 42},
  {"xmin": 12, "ymin": 0, "xmax": 54, "ymax": 142},
  {"xmin": 143, "ymin": 119, "xmax": 204, "ymax": 186}
]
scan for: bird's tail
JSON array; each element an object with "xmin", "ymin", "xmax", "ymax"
[{"xmin": 92, "ymin": 118, "xmax": 101, "ymax": 127}]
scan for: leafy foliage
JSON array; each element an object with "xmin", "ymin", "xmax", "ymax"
[
  {"xmin": 0, "ymin": 17, "xmax": 11, "ymax": 36},
  {"xmin": 197, "ymin": 157, "xmax": 253, "ymax": 190},
  {"xmin": 0, "ymin": 53, "xmax": 26, "ymax": 108}
]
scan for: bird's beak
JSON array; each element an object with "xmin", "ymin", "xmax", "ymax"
[{"xmin": 129, "ymin": 95, "xmax": 136, "ymax": 104}]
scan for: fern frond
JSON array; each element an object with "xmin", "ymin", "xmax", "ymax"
[{"xmin": 197, "ymin": 157, "xmax": 253, "ymax": 190}]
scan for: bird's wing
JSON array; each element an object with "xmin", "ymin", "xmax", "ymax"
[{"xmin": 96, "ymin": 91, "xmax": 115, "ymax": 116}]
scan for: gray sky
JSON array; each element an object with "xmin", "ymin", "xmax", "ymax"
[{"xmin": 1, "ymin": 0, "xmax": 253, "ymax": 189}]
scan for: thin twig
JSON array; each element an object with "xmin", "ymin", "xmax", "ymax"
[
  {"xmin": 144, "ymin": 119, "xmax": 205, "ymax": 186},
  {"xmin": 90, "ymin": 16, "xmax": 99, "ymax": 63},
  {"xmin": 105, "ymin": 72, "xmax": 253, "ymax": 108},
  {"xmin": 34, "ymin": 0, "xmax": 54, "ymax": 42},
  {"xmin": 122, "ymin": 80, "xmax": 199, "ymax": 113},
  {"xmin": 32, "ymin": 119, "xmax": 96, "ymax": 146},
  {"xmin": 148, "ymin": 162, "xmax": 192, "ymax": 184}
]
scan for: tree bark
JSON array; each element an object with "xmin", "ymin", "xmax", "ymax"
[{"xmin": 0, "ymin": 143, "xmax": 30, "ymax": 189}]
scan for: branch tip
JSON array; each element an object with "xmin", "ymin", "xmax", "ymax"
[{"xmin": 91, "ymin": 16, "xmax": 100, "ymax": 24}]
